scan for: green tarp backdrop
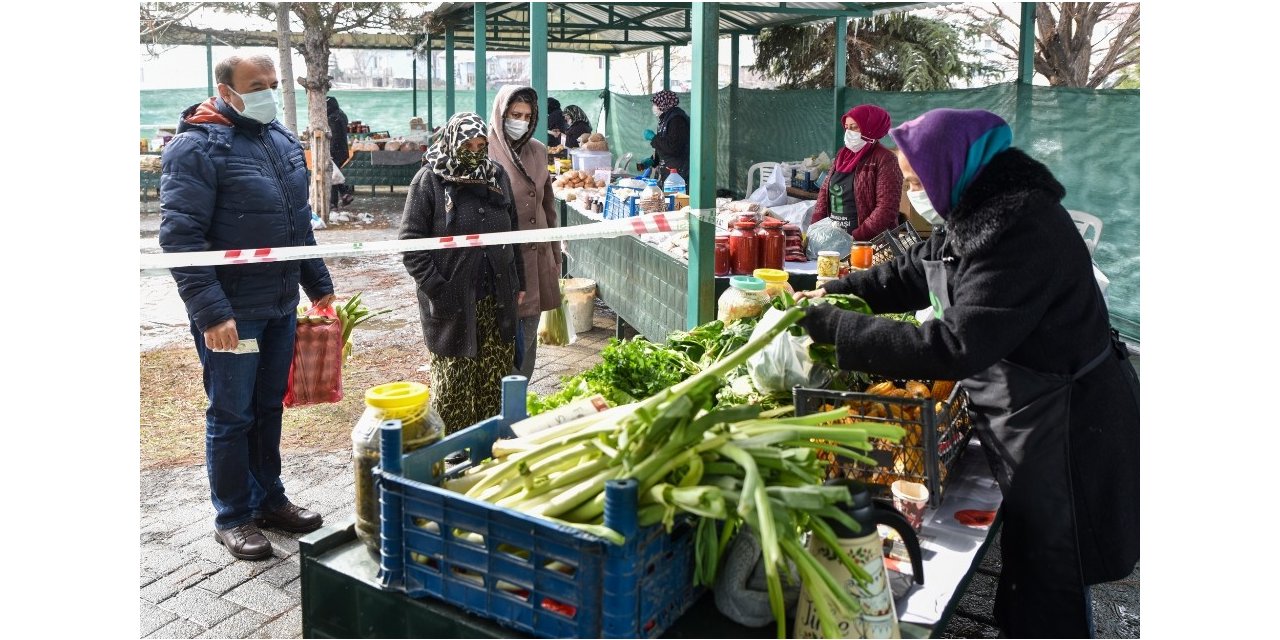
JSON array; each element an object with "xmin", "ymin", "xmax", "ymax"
[
  {"xmin": 606, "ymin": 84, "xmax": 1139, "ymax": 341},
  {"xmin": 141, "ymin": 84, "xmax": 1138, "ymax": 340}
]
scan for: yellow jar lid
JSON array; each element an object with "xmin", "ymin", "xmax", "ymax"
[
  {"xmin": 752, "ymin": 268, "xmax": 790, "ymax": 283},
  {"xmin": 365, "ymin": 381, "xmax": 429, "ymax": 409}
]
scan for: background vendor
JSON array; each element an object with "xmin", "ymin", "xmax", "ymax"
[
  {"xmin": 560, "ymin": 105, "xmax": 593, "ymax": 149},
  {"xmin": 643, "ymin": 89, "xmax": 690, "ymax": 185},
  {"xmin": 809, "ymin": 104, "xmax": 903, "ymax": 241}
]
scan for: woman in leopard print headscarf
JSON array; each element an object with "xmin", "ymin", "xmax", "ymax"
[{"xmin": 401, "ymin": 112, "xmax": 527, "ymax": 434}]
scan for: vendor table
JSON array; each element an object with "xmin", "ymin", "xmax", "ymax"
[
  {"xmin": 337, "ymin": 150, "xmax": 421, "ymax": 193},
  {"xmin": 557, "ymin": 197, "xmax": 821, "ymax": 342},
  {"xmin": 299, "ymin": 439, "xmax": 1001, "ymax": 639},
  {"xmin": 787, "ymin": 186, "xmax": 819, "ymax": 201}
]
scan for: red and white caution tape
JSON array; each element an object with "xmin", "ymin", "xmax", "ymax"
[{"xmin": 140, "ymin": 210, "xmax": 693, "ymax": 276}]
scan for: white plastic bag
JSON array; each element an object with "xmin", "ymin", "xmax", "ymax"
[
  {"xmin": 748, "ymin": 163, "xmax": 790, "ymax": 208},
  {"xmin": 537, "ymin": 283, "xmax": 578, "ymax": 346},
  {"xmin": 746, "ymin": 308, "xmax": 815, "ymax": 394},
  {"xmin": 330, "ymin": 160, "xmax": 346, "ymax": 185},
  {"xmin": 770, "ymin": 200, "xmax": 818, "ymax": 233},
  {"xmin": 804, "ymin": 216, "xmax": 853, "ymax": 261}
]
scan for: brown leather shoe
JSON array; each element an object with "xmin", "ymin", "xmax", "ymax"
[
  {"xmin": 214, "ymin": 523, "xmax": 273, "ymax": 561},
  {"xmin": 256, "ymin": 501, "xmax": 323, "ymax": 533}
]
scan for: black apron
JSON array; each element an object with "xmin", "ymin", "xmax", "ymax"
[
  {"xmin": 924, "ymin": 253, "xmax": 1137, "ymax": 639},
  {"xmin": 825, "ymin": 169, "xmax": 857, "ymax": 234}
]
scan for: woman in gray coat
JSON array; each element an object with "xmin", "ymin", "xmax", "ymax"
[
  {"xmin": 401, "ymin": 112, "xmax": 526, "ymax": 434},
  {"xmin": 488, "ymin": 85, "xmax": 562, "ymax": 379}
]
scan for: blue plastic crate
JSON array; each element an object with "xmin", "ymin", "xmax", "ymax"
[
  {"xmin": 376, "ymin": 376, "xmax": 700, "ymax": 638},
  {"xmin": 603, "ymin": 184, "xmax": 676, "ymax": 220}
]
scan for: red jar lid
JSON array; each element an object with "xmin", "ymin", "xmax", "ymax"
[
  {"xmin": 762, "ymin": 218, "xmax": 786, "ymax": 229},
  {"xmin": 735, "ymin": 220, "xmax": 757, "ymax": 229}
]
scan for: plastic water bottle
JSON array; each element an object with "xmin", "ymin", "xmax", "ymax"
[{"xmin": 664, "ymin": 168, "xmax": 686, "ymax": 194}]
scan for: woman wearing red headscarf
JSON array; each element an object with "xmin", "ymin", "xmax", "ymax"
[{"xmin": 809, "ymin": 105, "xmax": 903, "ymax": 241}]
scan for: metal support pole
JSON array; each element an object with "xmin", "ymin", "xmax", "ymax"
[
  {"xmin": 663, "ymin": 44, "xmax": 672, "ymax": 91},
  {"xmin": 1018, "ymin": 2, "xmax": 1036, "ymax": 84},
  {"xmin": 603, "ymin": 55, "xmax": 611, "ymax": 126},
  {"xmin": 730, "ymin": 33, "xmax": 739, "ymax": 88},
  {"xmin": 729, "ymin": 34, "xmax": 739, "ymax": 195},
  {"xmin": 412, "ymin": 53, "xmax": 418, "ymax": 116},
  {"xmin": 205, "ymin": 34, "xmax": 214, "ymax": 97},
  {"xmin": 445, "ymin": 29, "xmax": 455, "ymax": 118},
  {"xmin": 833, "ymin": 16, "xmax": 848, "ymax": 154},
  {"xmin": 1015, "ymin": 3, "xmax": 1037, "ymax": 145},
  {"xmin": 475, "ymin": 3, "xmax": 488, "ymax": 117},
  {"xmin": 426, "ymin": 39, "xmax": 434, "ymax": 130},
  {"xmin": 531, "ymin": 2, "xmax": 548, "ymax": 140},
  {"xmin": 687, "ymin": 3, "xmax": 719, "ymax": 329}
]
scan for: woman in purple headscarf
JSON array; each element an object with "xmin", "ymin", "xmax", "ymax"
[{"xmin": 795, "ymin": 108, "xmax": 1139, "ymax": 638}]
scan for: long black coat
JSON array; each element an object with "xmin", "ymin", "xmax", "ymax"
[
  {"xmin": 804, "ymin": 148, "xmax": 1139, "ymax": 584},
  {"xmin": 400, "ymin": 167, "xmax": 526, "ymax": 359},
  {"xmin": 326, "ymin": 97, "xmax": 350, "ymax": 166},
  {"xmin": 651, "ymin": 106, "xmax": 690, "ymax": 176}
]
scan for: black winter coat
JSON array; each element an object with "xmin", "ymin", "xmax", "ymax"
[
  {"xmin": 562, "ymin": 120, "xmax": 592, "ymax": 149},
  {"xmin": 400, "ymin": 167, "xmax": 526, "ymax": 359},
  {"xmin": 546, "ymin": 109, "xmax": 567, "ymax": 147},
  {"xmin": 159, "ymin": 98, "xmax": 334, "ymax": 332},
  {"xmin": 651, "ymin": 106, "xmax": 690, "ymax": 176},
  {"xmin": 805, "ymin": 148, "xmax": 1139, "ymax": 584},
  {"xmin": 327, "ymin": 97, "xmax": 350, "ymax": 166}
]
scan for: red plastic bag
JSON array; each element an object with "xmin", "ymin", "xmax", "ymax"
[{"xmin": 284, "ymin": 304, "xmax": 344, "ymax": 407}]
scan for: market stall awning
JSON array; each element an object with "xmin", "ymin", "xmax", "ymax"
[
  {"xmin": 141, "ymin": 23, "xmax": 420, "ymax": 50},
  {"xmin": 422, "ymin": 2, "xmax": 940, "ymax": 54}
]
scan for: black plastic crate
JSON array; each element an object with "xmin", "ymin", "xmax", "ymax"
[
  {"xmin": 793, "ymin": 380, "xmax": 973, "ymax": 507},
  {"xmin": 870, "ymin": 221, "xmax": 923, "ymax": 266}
]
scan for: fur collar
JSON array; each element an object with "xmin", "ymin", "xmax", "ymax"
[{"xmin": 946, "ymin": 148, "xmax": 1066, "ymax": 257}]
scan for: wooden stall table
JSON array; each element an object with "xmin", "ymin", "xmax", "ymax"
[{"xmin": 787, "ymin": 186, "xmax": 819, "ymax": 201}]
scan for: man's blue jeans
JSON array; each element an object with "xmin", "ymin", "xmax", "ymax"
[{"xmin": 191, "ymin": 314, "xmax": 296, "ymax": 529}]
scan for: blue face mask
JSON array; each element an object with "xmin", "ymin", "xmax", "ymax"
[{"xmin": 228, "ymin": 87, "xmax": 278, "ymax": 124}]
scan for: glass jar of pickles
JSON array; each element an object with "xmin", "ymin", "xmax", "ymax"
[
  {"xmin": 753, "ymin": 268, "xmax": 795, "ymax": 300},
  {"xmin": 717, "ymin": 276, "xmax": 770, "ymax": 324},
  {"xmin": 352, "ymin": 381, "xmax": 444, "ymax": 556},
  {"xmin": 817, "ymin": 251, "xmax": 842, "ymax": 278}
]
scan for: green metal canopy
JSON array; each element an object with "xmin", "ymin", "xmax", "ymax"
[{"xmin": 421, "ymin": 2, "xmax": 940, "ymax": 54}]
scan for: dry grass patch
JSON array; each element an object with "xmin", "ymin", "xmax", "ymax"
[{"xmin": 140, "ymin": 342, "xmax": 432, "ymax": 470}]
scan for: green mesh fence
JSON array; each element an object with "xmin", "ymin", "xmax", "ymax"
[
  {"xmin": 140, "ymin": 88, "xmax": 604, "ymax": 141},
  {"xmin": 606, "ymin": 84, "xmax": 1139, "ymax": 342},
  {"xmin": 141, "ymin": 83, "xmax": 1137, "ymax": 340}
]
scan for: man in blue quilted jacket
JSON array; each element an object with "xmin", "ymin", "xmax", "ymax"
[{"xmin": 159, "ymin": 54, "xmax": 337, "ymax": 561}]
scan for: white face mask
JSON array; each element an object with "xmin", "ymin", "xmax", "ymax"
[
  {"xmin": 504, "ymin": 118, "xmax": 529, "ymax": 139},
  {"xmin": 844, "ymin": 129, "xmax": 867, "ymax": 152},
  {"xmin": 907, "ymin": 188, "xmax": 944, "ymax": 226},
  {"xmin": 227, "ymin": 87, "xmax": 278, "ymax": 124},
  {"xmin": 652, "ymin": 105, "xmax": 662, "ymax": 117}
]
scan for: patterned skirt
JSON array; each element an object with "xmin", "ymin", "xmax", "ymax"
[{"xmin": 429, "ymin": 295, "xmax": 516, "ymax": 434}]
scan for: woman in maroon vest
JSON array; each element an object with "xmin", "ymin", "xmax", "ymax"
[{"xmin": 809, "ymin": 104, "xmax": 904, "ymax": 241}]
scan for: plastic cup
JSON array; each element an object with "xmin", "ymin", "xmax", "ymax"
[{"xmin": 891, "ymin": 480, "xmax": 930, "ymax": 532}]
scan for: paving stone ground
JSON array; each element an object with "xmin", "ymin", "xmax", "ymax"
[{"xmin": 139, "ymin": 304, "xmax": 619, "ymax": 639}]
